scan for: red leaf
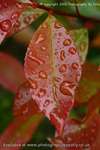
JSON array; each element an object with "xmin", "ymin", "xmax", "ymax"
[
  {"xmin": 52, "ymin": 113, "xmax": 100, "ymax": 150},
  {"xmin": 13, "ymin": 81, "xmax": 39, "ymax": 118},
  {"xmin": 84, "ymin": 90, "xmax": 100, "ymax": 122},
  {"xmin": 0, "ymin": 0, "xmax": 22, "ymax": 43},
  {"xmin": 0, "ymin": 114, "xmax": 43, "ymax": 150},
  {"xmin": 0, "ymin": 0, "xmax": 41, "ymax": 43},
  {"xmin": 24, "ymin": 17, "xmax": 82, "ymax": 134},
  {"xmin": 0, "ymin": 52, "xmax": 25, "ymax": 93}
]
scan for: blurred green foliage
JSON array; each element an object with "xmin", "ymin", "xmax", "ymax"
[{"xmin": 0, "ymin": 86, "xmax": 14, "ymax": 133}]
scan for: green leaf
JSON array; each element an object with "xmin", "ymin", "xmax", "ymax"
[
  {"xmin": 69, "ymin": 28, "xmax": 88, "ymax": 64},
  {"xmin": 55, "ymin": 15, "xmax": 83, "ymax": 29},
  {"xmin": 77, "ymin": 0, "xmax": 100, "ymax": 19},
  {"xmin": 16, "ymin": 7, "xmax": 45, "ymax": 32}
]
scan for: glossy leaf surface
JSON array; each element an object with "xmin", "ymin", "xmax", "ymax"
[{"xmin": 24, "ymin": 16, "xmax": 82, "ymax": 134}]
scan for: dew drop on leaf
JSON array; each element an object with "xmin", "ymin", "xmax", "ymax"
[
  {"xmin": 68, "ymin": 47, "xmax": 76, "ymax": 55},
  {"xmin": 16, "ymin": 2, "xmax": 24, "ymax": 9},
  {"xmin": 24, "ymin": 16, "xmax": 82, "ymax": 134},
  {"xmin": 14, "ymin": 20, "xmax": 20, "ymax": 28},
  {"xmin": 11, "ymin": 12, "xmax": 19, "ymax": 20},
  {"xmin": 29, "ymin": 80, "xmax": 37, "ymax": 89},
  {"xmin": 41, "ymin": 46, "xmax": 46, "ymax": 51},
  {"xmin": 59, "ymin": 64, "xmax": 67, "ymax": 73},
  {"xmin": 43, "ymin": 99, "xmax": 50, "ymax": 107},
  {"xmin": 72, "ymin": 63, "xmax": 79, "ymax": 70},
  {"xmin": 24, "ymin": 16, "xmax": 33, "ymax": 24},
  {"xmin": 37, "ymin": 88, "xmax": 46, "ymax": 97},
  {"xmin": 60, "ymin": 81, "xmax": 72, "ymax": 96},
  {"xmin": 35, "ymin": 34, "xmax": 45, "ymax": 44},
  {"xmin": 60, "ymin": 50, "xmax": 66, "ymax": 61},
  {"xmin": 39, "ymin": 71, "xmax": 47, "ymax": 79},
  {"xmin": 0, "ymin": 19, "xmax": 12, "ymax": 32},
  {"xmin": 63, "ymin": 39, "xmax": 71, "ymax": 46},
  {"xmin": 28, "ymin": 54, "xmax": 44, "ymax": 65}
]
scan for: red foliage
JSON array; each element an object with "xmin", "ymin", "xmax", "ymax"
[
  {"xmin": 52, "ymin": 113, "xmax": 100, "ymax": 150},
  {"xmin": 13, "ymin": 81, "xmax": 39, "ymax": 118},
  {"xmin": 0, "ymin": 114, "xmax": 43, "ymax": 150},
  {"xmin": 0, "ymin": 0, "xmax": 30, "ymax": 43},
  {"xmin": 0, "ymin": 52, "xmax": 25, "ymax": 93},
  {"xmin": 24, "ymin": 17, "xmax": 82, "ymax": 134}
]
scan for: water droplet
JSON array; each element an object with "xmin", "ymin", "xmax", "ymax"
[
  {"xmin": 69, "ymin": 47, "xmax": 76, "ymax": 55},
  {"xmin": 43, "ymin": 99, "xmax": 50, "ymax": 107},
  {"xmin": 54, "ymin": 77, "xmax": 61, "ymax": 82},
  {"xmin": 39, "ymin": 71, "xmax": 47, "ymax": 79},
  {"xmin": 60, "ymin": 81, "xmax": 72, "ymax": 96},
  {"xmin": 41, "ymin": 46, "xmax": 46, "ymax": 51},
  {"xmin": 14, "ymin": 20, "xmax": 20, "ymax": 28},
  {"xmin": 28, "ymin": 54, "xmax": 44, "ymax": 65},
  {"xmin": 60, "ymin": 50, "xmax": 65, "ymax": 61},
  {"xmin": 0, "ymin": 20, "xmax": 12, "ymax": 32},
  {"xmin": 16, "ymin": 2, "xmax": 23, "ymax": 9},
  {"xmin": 63, "ymin": 39, "xmax": 71, "ymax": 46},
  {"xmin": 35, "ymin": 34, "xmax": 44, "ymax": 44},
  {"xmin": 54, "ymin": 21, "xmax": 62, "ymax": 28},
  {"xmin": 11, "ymin": 12, "xmax": 19, "ymax": 20},
  {"xmin": 72, "ymin": 63, "xmax": 79, "ymax": 70},
  {"xmin": 29, "ymin": 80, "xmax": 37, "ymax": 89},
  {"xmin": 59, "ymin": 64, "xmax": 67, "ymax": 73},
  {"xmin": 37, "ymin": 88, "xmax": 46, "ymax": 97},
  {"xmin": 24, "ymin": 16, "xmax": 32, "ymax": 24}
]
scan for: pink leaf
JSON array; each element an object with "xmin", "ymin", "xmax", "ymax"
[
  {"xmin": 0, "ymin": 0, "xmax": 24, "ymax": 43},
  {"xmin": 0, "ymin": 0, "xmax": 41, "ymax": 43},
  {"xmin": 24, "ymin": 16, "xmax": 82, "ymax": 134},
  {"xmin": 13, "ymin": 81, "xmax": 39, "ymax": 118}
]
